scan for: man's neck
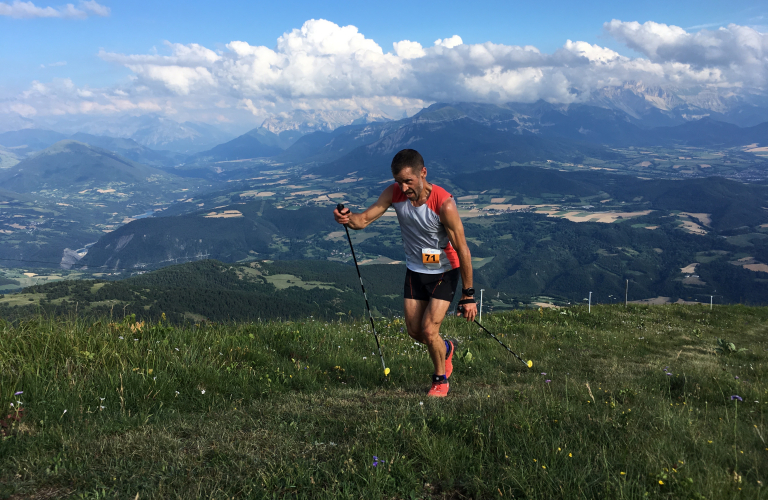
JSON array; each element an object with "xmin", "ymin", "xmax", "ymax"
[{"xmin": 411, "ymin": 182, "xmax": 432, "ymax": 207}]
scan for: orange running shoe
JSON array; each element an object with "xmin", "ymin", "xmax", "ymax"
[
  {"xmin": 444, "ymin": 339, "xmax": 455, "ymax": 379},
  {"xmin": 427, "ymin": 378, "xmax": 450, "ymax": 397}
]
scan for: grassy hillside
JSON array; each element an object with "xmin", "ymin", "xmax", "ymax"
[{"xmin": 0, "ymin": 305, "xmax": 766, "ymax": 498}]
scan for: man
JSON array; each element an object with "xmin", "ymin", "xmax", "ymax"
[{"xmin": 333, "ymin": 149, "xmax": 478, "ymax": 397}]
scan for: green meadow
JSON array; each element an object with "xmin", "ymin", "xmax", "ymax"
[{"xmin": 1, "ymin": 305, "xmax": 766, "ymax": 499}]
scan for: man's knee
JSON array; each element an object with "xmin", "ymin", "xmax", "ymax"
[{"xmin": 420, "ymin": 323, "xmax": 441, "ymax": 341}]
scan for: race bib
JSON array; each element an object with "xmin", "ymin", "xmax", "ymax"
[{"xmin": 422, "ymin": 248, "xmax": 442, "ymax": 270}]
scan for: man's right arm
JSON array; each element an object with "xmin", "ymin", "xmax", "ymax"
[{"xmin": 333, "ymin": 184, "xmax": 394, "ymax": 230}]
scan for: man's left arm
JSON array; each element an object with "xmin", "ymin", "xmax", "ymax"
[{"xmin": 440, "ymin": 197, "xmax": 478, "ymax": 322}]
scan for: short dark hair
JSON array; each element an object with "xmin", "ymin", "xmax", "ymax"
[{"xmin": 391, "ymin": 149, "xmax": 424, "ymax": 176}]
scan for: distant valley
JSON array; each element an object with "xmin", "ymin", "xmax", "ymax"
[{"xmin": 0, "ymin": 97, "xmax": 767, "ymax": 310}]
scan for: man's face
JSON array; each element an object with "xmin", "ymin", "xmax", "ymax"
[{"xmin": 393, "ymin": 166, "xmax": 426, "ymax": 200}]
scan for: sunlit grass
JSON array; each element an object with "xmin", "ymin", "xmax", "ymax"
[{"xmin": 1, "ymin": 304, "xmax": 766, "ymax": 498}]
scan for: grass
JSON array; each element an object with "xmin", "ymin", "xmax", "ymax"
[{"xmin": 1, "ymin": 304, "xmax": 767, "ymax": 499}]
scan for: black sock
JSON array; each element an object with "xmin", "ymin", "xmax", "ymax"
[
  {"xmin": 444, "ymin": 339, "xmax": 451, "ymax": 355},
  {"xmin": 432, "ymin": 374, "xmax": 447, "ymax": 384}
]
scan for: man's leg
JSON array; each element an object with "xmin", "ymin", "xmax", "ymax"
[{"xmin": 404, "ymin": 297, "xmax": 451, "ymax": 376}]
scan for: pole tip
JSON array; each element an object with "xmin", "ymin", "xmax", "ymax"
[
  {"xmin": 527, "ymin": 360, "xmax": 533, "ymax": 368},
  {"xmin": 384, "ymin": 367, "xmax": 390, "ymax": 376}
]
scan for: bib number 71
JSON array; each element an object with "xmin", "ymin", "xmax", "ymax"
[{"xmin": 422, "ymin": 248, "xmax": 442, "ymax": 269}]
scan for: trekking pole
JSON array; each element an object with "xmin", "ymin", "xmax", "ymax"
[
  {"xmin": 459, "ymin": 306, "xmax": 533, "ymax": 368},
  {"xmin": 337, "ymin": 204, "xmax": 389, "ymax": 376}
]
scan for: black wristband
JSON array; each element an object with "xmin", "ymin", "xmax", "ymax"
[{"xmin": 458, "ymin": 298, "xmax": 476, "ymax": 305}]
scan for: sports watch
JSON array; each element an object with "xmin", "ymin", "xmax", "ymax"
[{"xmin": 461, "ymin": 287, "xmax": 475, "ymax": 297}]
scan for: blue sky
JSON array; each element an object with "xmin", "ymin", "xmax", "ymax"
[{"xmin": 1, "ymin": 0, "xmax": 766, "ymax": 129}]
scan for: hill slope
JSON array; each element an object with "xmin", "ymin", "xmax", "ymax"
[
  {"xmin": 0, "ymin": 140, "xmax": 184, "ymax": 193},
  {"xmin": 80, "ymin": 202, "xmax": 340, "ymax": 269}
]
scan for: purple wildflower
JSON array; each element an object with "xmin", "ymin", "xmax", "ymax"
[
  {"xmin": 545, "ymin": 380, "xmax": 551, "ymax": 383},
  {"xmin": 13, "ymin": 391, "xmax": 23, "ymax": 396},
  {"xmin": 372, "ymin": 456, "xmax": 379, "ymax": 467},
  {"xmin": 541, "ymin": 373, "xmax": 547, "ymax": 376},
  {"xmin": 666, "ymin": 373, "xmax": 673, "ymax": 376},
  {"xmin": 734, "ymin": 376, "xmax": 739, "ymax": 380},
  {"xmin": 731, "ymin": 395, "xmax": 743, "ymax": 401}
]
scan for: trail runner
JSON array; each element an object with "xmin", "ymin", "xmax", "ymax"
[{"xmin": 333, "ymin": 149, "xmax": 478, "ymax": 397}]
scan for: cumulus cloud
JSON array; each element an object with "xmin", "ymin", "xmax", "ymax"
[
  {"xmin": 605, "ymin": 20, "xmax": 768, "ymax": 86},
  {"xmin": 0, "ymin": 0, "xmax": 109, "ymax": 18},
  {"xmin": 434, "ymin": 35, "xmax": 463, "ymax": 49},
  {"xmin": 605, "ymin": 20, "xmax": 768, "ymax": 65},
  {"xmin": 3, "ymin": 18, "xmax": 768, "ymax": 126}
]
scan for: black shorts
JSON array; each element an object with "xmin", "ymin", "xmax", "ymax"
[{"xmin": 404, "ymin": 268, "xmax": 460, "ymax": 302}]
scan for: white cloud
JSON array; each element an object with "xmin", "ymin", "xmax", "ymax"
[
  {"xmin": 79, "ymin": 0, "xmax": 108, "ymax": 16},
  {"xmin": 604, "ymin": 20, "xmax": 768, "ymax": 86},
  {"xmin": 608, "ymin": 19, "xmax": 765, "ymax": 68},
  {"xmin": 434, "ymin": 35, "xmax": 463, "ymax": 49},
  {"xmin": 3, "ymin": 18, "xmax": 768, "ymax": 126},
  {"xmin": 40, "ymin": 60, "xmax": 67, "ymax": 68},
  {"xmin": 0, "ymin": 0, "xmax": 109, "ymax": 18},
  {"xmin": 393, "ymin": 40, "xmax": 425, "ymax": 60}
]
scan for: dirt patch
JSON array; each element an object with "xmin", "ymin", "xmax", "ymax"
[
  {"xmin": 291, "ymin": 190, "xmax": 325, "ymax": 196},
  {"xmin": 484, "ymin": 204, "xmax": 533, "ymax": 211},
  {"xmin": 680, "ymin": 263, "xmax": 698, "ymax": 274},
  {"xmin": 680, "ymin": 212, "xmax": 711, "ymax": 226},
  {"xmin": 534, "ymin": 302, "xmax": 560, "ymax": 309},
  {"xmin": 744, "ymin": 264, "xmax": 768, "ymax": 273},
  {"xmin": 682, "ymin": 276, "xmax": 706, "ymax": 286},
  {"xmin": 240, "ymin": 191, "xmax": 275, "ymax": 198},
  {"xmin": 629, "ymin": 296, "xmax": 671, "ymax": 305},
  {"xmin": 731, "ymin": 256, "xmax": 768, "ymax": 273},
  {"xmin": 324, "ymin": 231, "xmax": 345, "ymax": 240},
  {"xmin": 490, "ymin": 197, "xmax": 506, "ymax": 203},
  {"xmin": 679, "ymin": 220, "xmax": 707, "ymax": 235},
  {"xmin": 205, "ymin": 210, "xmax": 243, "ymax": 218},
  {"xmin": 540, "ymin": 210, "xmax": 652, "ymax": 223}
]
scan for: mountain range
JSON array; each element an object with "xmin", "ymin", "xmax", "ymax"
[
  {"xmin": 0, "ymin": 140, "xmax": 183, "ymax": 194},
  {"xmin": 17, "ymin": 115, "xmax": 237, "ymax": 154}
]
